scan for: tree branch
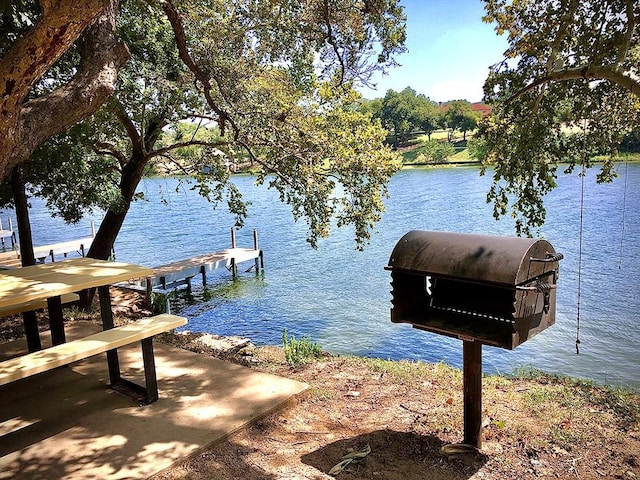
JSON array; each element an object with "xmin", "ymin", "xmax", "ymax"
[
  {"xmin": 617, "ymin": 0, "xmax": 636, "ymax": 67},
  {"xmin": 506, "ymin": 65, "xmax": 640, "ymax": 104},
  {"xmin": 322, "ymin": 0, "xmax": 346, "ymax": 84},
  {"xmin": 153, "ymin": 140, "xmax": 230, "ymax": 157},
  {"xmin": 162, "ymin": 0, "xmax": 237, "ymax": 137},
  {"xmin": 93, "ymin": 141, "xmax": 128, "ymax": 166},
  {"xmin": 113, "ymin": 101, "xmax": 141, "ymax": 157}
]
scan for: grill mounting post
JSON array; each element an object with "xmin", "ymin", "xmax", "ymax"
[{"xmin": 463, "ymin": 340, "xmax": 482, "ymax": 448}]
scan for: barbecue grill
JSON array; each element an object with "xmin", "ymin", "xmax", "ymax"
[
  {"xmin": 386, "ymin": 230, "xmax": 563, "ymax": 447},
  {"xmin": 386, "ymin": 230, "xmax": 562, "ymax": 349}
]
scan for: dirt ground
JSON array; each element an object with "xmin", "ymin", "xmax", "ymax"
[
  {"xmin": 2, "ymin": 290, "xmax": 639, "ymax": 480},
  {"xmin": 151, "ymin": 346, "xmax": 639, "ymax": 480}
]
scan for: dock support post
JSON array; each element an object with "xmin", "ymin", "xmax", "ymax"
[
  {"xmin": 253, "ymin": 229, "xmax": 261, "ymax": 272},
  {"xmin": 9, "ymin": 218, "xmax": 16, "ymax": 249},
  {"xmin": 145, "ymin": 276, "xmax": 153, "ymax": 306},
  {"xmin": 231, "ymin": 258, "xmax": 237, "ymax": 277},
  {"xmin": 200, "ymin": 265, "xmax": 207, "ymax": 286},
  {"xmin": 231, "ymin": 227, "xmax": 237, "ymax": 249},
  {"xmin": 463, "ymin": 340, "xmax": 483, "ymax": 449}
]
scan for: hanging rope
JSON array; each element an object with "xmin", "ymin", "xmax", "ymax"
[
  {"xmin": 618, "ymin": 160, "xmax": 628, "ymax": 270},
  {"xmin": 575, "ymin": 160, "xmax": 585, "ymax": 355},
  {"xmin": 575, "ymin": 120, "xmax": 589, "ymax": 355}
]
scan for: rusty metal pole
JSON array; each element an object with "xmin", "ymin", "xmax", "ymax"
[{"xmin": 463, "ymin": 340, "xmax": 482, "ymax": 448}]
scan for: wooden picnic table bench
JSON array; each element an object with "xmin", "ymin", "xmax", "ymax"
[
  {"xmin": 0, "ymin": 292, "xmax": 80, "ymax": 317},
  {"xmin": 0, "ymin": 314, "xmax": 187, "ymax": 403}
]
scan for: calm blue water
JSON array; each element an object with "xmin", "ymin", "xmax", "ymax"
[{"xmin": 10, "ymin": 165, "xmax": 640, "ymax": 388}]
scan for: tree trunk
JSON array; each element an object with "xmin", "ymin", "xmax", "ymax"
[
  {"xmin": 10, "ymin": 166, "xmax": 41, "ymax": 351},
  {"xmin": 10, "ymin": 167, "xmax": 35, "ymax": 267},
  {"xmin": 87, "ymin": 152, "xmax": 150, "ymax": 260},
  {"xmin": 82, "ymin": 150, "xmax": 149, "ymax": 308}
]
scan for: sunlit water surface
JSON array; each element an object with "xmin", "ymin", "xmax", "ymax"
[{"xmin": 17, "ymin": 164, "xmax": 640, "ymax": 387}]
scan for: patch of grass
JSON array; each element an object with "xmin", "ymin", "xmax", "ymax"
[
  {"xmin": 592, "ymin": 152, "xmax": 640, "ymax": 163},
  {"xmin": 363, "ymin": 357, "xmax": 461, "ymax": 385},
  {"xmin": 282, "ymin": 328, "xmax": 322, "ymax": 367},
  {"xmin": 150, "ymin": 291, "xmax": 175, "ymax": 313},
  {"xmin": 510, "ymin": 366, "xmax": 640, "ymax": 428},
  {"xmin": 449, "ymin": 148, "xmax": 473, "ymax": 161}
]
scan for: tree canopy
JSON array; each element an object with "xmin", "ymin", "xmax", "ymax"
[
  {"xmin": 441, "ymin": 100, "xmax": 481, "ymax": 141},
  {"xmin": 479, "ymin": 0, "xmax": 640, "ymax": 235},
  {"xmin": 365, "ymin": 87, "xmax": 442, "ymax": 146},
  {"xmin": 1, "ymin": 0, "xmax": 407, "ymax": 254}
]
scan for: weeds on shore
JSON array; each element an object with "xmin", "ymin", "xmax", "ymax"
[{"xmin": 282, "ymin": 328, "xmax": 322, "ymax": 366}]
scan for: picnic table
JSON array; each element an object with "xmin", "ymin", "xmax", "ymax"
[
  {"xmin": 0, "ymin": 258, "xmax": 186, "ymax": 403},
  {"xmin": 0, "ymin": 257, "xmax": 153, "ymax": 349}
]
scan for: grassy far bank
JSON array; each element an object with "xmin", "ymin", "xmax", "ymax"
[{"xmin": 397, "ymin": 130, "xmax": 640, "ymax": 167}]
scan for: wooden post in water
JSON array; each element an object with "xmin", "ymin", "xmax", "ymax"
[
  {"xmin": 230, "ymin": 228, "xmax": 237, "ymax": 277},
  {"xmin": 8, "ymin": 218, "xmax": 16, "ymax": 249},
  {"xmin": 463, "ymin": 340, "xmax": 483, "ymax": 448},
  {"xmin": 253, "ymin": 228, "xmax": 261, "ymax": 272}
]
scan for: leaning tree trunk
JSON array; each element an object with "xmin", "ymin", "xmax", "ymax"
[
  {"xmin": 81, "ymin": 151, "xmax": 149, "ymax": 308},
  {"xmin": 88, "ymin": 152, "xmax": 149, "ymax": 260}
]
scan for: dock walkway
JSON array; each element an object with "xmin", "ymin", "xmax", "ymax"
[
  {"xmin": 149, "ymin": 247, "xmax": 263, "ymax": 292},
  {"xmin": 0, "ymin": 221, "xmax": 96, "ymax": 269},
  {"xmin": 119, "ymin": 229, "xmax": 264, "ymax": 312}
]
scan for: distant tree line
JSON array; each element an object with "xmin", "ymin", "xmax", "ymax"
[{"xmin": 358, "ymin": 87, "xmax": 483, "ymax": 147}]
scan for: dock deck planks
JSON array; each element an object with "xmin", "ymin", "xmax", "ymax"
[{"xmin": 150, "ymin": 247, "xmax": 262, "ymax": 290}]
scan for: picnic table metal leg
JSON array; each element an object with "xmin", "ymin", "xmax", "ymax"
[
  {"xmin": 22, "ymin": 310, "xmax": 41, "ymax": 352},
  {"xmin": 47, "ymin": 295, "xmax": 65, "ymax": 345},
  {"xmin": 98, "ymin": 285, "xmax": 121, "ymax": 385},
  {"xmin": 142, "ymin": 338, "xmax": 159, "ymax": 403}
]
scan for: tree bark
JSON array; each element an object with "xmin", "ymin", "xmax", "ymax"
[
  {"xmin": 87, "ymin": 152, "xmax": 150, "ymax": 260},
  {"xmin": 0, "ymin": 0, "xmax": 129, "ymax": 179},
  {"xmin": 9, "ymin": 167, "xmax": 35, "ymax": 267}
]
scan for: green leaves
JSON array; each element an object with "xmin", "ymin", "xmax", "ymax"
[
  {"xmin": 167, "ymin": 0, "xmax": 405, "ymax": 248},
  {"xmin": 479, "ymin": 0, "xmax": 640, "ymax": 235},
  {"xmin": 4, "ymin": 0, "xmax": 406, "ymax": 253}
]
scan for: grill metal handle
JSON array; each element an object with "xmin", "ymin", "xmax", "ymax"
[
  {"xmin": 517, "ymin": 282, "xmax": 555, "ymax": 314},
  {"xmin": 516, "ymin": 283, "xmax": 555, "ymax": 292},
  {"xmin": 530, "ymin": 252, "xmax": 564, "ymax": 263}
]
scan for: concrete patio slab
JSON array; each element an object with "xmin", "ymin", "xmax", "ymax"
[{"xmin": 0, "ymin": 322, "xmax": 308, "ymax": 480}]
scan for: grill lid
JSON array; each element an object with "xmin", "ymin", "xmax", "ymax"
[{"xmin": 387, "ymin": 230, "xmax": 561, "ymax": 287}]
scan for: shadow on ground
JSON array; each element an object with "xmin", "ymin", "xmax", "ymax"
[{"xmin": 301, "ymin": 429, "xmax": 488, "ymax": 480}]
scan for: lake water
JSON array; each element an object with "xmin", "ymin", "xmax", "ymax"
[{"xmin": 14, "ymin": 164, "xmax": 640, "ymax": 388}]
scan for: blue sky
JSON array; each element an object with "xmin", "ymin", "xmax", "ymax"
[{"xmin": 360, "ymin": 0, "xmax": 509, "ymax": 103}]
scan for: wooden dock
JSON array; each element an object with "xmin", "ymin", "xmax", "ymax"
[
  {"xmin": 0, "ymin": 218, "xmax": 16, "ymax": 251},
  {"xmin": 149, "ymin": 247, "xmax": 263, "ymax": 291},
  {"xmin": 118, "ymin": 229, "xmax": 264, "ymax": 313},
  {"xmin": 0, "ymin": 222, "xmax": 97, "ymax": 269}
]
